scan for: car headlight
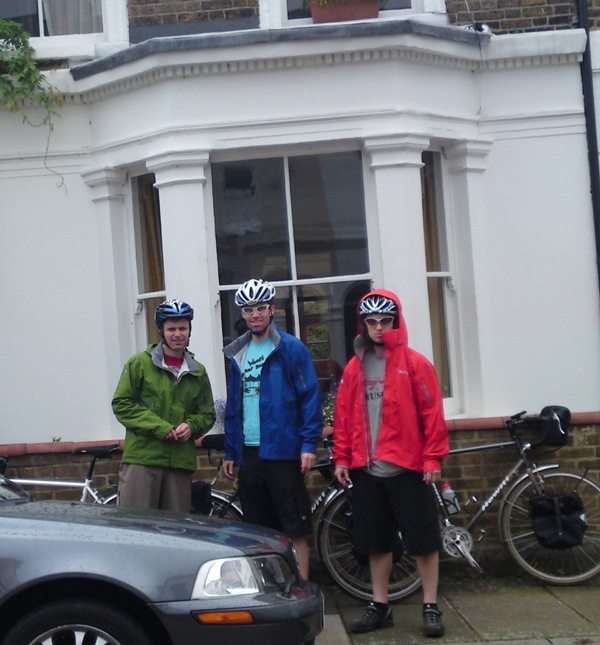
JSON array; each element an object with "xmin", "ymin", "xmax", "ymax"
[{"xmin": 192, "ymin": 554, "xmax": 295, "ymax": 599}]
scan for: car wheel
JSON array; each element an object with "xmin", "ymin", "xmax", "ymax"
[{"xmin": 3, "ymin": 598, "xmax": 158, "ymax": 645}]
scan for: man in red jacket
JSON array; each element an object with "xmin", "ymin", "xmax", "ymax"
[{"xmin": 333, "ymin": 289, "xmax": 449, "ymax": 638}]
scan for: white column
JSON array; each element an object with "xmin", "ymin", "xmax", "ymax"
[
  {"xmin": 146, "ymin": 151, "xmax": 223, "ymax": 392},
  {"xmin": 82, "ymin": 167, "xmax": 133, "ymax": 400},
  {"xmin": 444, "ymin": 138, "xmax": 493, "ymax": 415},
  {"xmin": 363, "ymin": 133, "xmax": 433, "ymax": 356}
]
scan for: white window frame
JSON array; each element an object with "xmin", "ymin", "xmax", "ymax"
[
  {"xmin": 427, "ymin": 150, "xmax": 462, "ymax": 417},
  {"xmin": 30, "ymin": 0, "xmax": 128, "ymax": 60}
]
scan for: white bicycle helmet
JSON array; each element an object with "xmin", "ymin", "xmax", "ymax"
[
  {"xmin": 359, "ymin": 294, "xmax": 397, "ymax": 316},
  {"xmin": 235, "ymin": 279, "xmax": 276, "ymax": 307}
]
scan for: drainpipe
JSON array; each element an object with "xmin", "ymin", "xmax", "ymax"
[{"xmin": 577, "ymin": 0, "xmax": 600, "ymax": 298}]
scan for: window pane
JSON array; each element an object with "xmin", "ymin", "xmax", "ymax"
[
  {"xmin": 427, "ymin": 277, "xmax": 451, "ymax": 398},
  {"xmin": 42, "ymin": 0, "xmax": 103, "ymax": 36},
  {"xmin": 0, "ymin": 0, "xmax": 40, "ymax": 36},
  {"xmin": 289, "ymin": 152, "xmax": 369, "ymax": 280},
  {"xmin": 133, "ymin": 174, "xmax": 165, "ymax": 343},
  {"xmin": 422, "ymin": 152, "xmax": 452, "ymax": 397},
  {"xmin": 298, "ymin": 281, "xmax": 370, "ymax": 393},
  {"xmin": 213, "ymin": 159, "xmax": 292, "ymax": 285}
]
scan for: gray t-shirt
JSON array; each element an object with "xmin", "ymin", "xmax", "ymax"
[{"xmin": 363, "ymin": 350, "xmax": 405, "ymax": 478}]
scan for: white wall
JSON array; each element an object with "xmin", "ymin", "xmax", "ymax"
[{"xmin": 1, "ymin": 25, "xmax": 598, "ymax": 445}]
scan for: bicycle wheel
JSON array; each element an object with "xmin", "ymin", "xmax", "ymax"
[
  {"xmin": 209, "ymin": 490, "xmax": 243, "ymax": 521},
  {"xmin": 501, "ymin": 470, "xmax": 600, "ymax": 584},
  {"xmin": 316, "ymin": 491, "xmax": 421, "ymax": 602}
]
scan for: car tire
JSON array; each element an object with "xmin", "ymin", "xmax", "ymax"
[{"xmin": 3, "ymin": 597, "xmax": 157, "ymax": 645}]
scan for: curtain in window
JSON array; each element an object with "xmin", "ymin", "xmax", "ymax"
[{"xmin": 43, "ymin": 0, "xmax": 102, "ymax": 36}]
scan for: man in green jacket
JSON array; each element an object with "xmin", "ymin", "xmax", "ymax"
[{"xmin": 112, "ymin": 299, "xmax": 215, "ymax": 512}]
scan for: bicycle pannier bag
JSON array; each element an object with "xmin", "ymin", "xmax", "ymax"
[
  {"xmin": 528, "ymin": 491, "xmax": 587, "ymax": 549},
  {"xmin": 536, "ymin": 405, "xmax": 570, "ymax": 448}
]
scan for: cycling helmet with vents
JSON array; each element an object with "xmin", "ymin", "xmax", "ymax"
[
  {"xmin": 359, "ymin": 294, "xmax": 397, "ymax": 316},
  {"xmin": 155, "ymin": 300, "xmax": 194, "ymax": 325},
  {"xmin": 235, "ymin": 279, "xmax": 276, "ymax": 307}
]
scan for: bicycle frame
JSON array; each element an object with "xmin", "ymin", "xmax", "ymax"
[
  {"xmin": 4, "ymin": 444, "xmax": 119, "ymax": 505},
  {"xmin": 439, "ymin": 441, "xmax": 560, "ymax": 534},
  {"xmin": 9, "ymin": 476, "xmax": 112, "ymax": 503}
]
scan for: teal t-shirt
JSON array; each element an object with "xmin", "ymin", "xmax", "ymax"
[{"xmin": 242, "ymin": 337, "xmax": 274, "ymax": 445}]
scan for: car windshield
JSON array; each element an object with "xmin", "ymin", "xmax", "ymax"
[{"xmin": 0, "ymin": 477, "xmax": 31, "ymax": 503}]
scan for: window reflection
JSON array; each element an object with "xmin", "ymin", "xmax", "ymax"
[
  {"xmin": 289, "ymin": 153, "xmax": 369, "ymax": 279},
  {"xmin": 213, "ymin": 159, "xmax": 291, "ymax": 285}
]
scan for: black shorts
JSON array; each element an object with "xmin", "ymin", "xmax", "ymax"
[
  {"xmin": 349, "ymin": 468, "xmax": 442, "ymax": 556},
  {"xmin": 238, "ymin": 447, "xmax": 312, "ymax": 537}
]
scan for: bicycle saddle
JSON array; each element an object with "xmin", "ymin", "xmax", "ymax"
[{"xmin": 75, "ymin": 444, "xmax": 120, "ymax": 459}]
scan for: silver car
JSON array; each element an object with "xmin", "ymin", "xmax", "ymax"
[{"xmin": 0, "ymin": 477, "xmax": 323, "ymax": 645}]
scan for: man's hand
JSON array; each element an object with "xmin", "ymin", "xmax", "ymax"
[
  {"xmin": 223, "ymin": 459, "xmax": 236, "ymax": 481},
  {"xmin": 335, "ymin": 466, "xmax": 351, "ymax": 486},
  {"xmin": 165, "ymin": 424, "xmax": 192, "ymax": 441},
  {"xmin": 300, "ymin": 452, "xmax": 316, "ymax": 475},
  {"xmin": 423, "ymin": 469, "xmax": 441, "ymax": 485}
]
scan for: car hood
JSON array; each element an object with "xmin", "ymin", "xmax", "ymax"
[
  {"xmin": 0, "ymin": 500, "xmax": 295, "ymax": 603},
  {"xmin": 1, "ymin": 499, "xmax": 290, "ymax": 556}
]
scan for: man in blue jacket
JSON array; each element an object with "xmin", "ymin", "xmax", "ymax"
[{"xmin": 222, "ymin": 279, "xmax": 322, "ymax": 579}]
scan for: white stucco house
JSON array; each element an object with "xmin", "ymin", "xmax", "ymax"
[{"xmin": 1, "ymin": 0, "xmax": 599, "ymax": 445}]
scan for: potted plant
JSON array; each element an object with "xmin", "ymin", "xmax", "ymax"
[{"xmin": 308, "ymin": 0, "xmax": 382, "ymax": 24}]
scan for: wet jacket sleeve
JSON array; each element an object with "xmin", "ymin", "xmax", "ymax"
[
  {"xmin": 184, "ymin": 371, "xmax": 216, "ymax": 440},
  {"xmin": 111, "ymin": 358, "xmax": 173, "ymax": 440},
  {"xmin": 411, "ymin": 352, "xmax": 449, "ymax": 472},
  {"xmin": 331, "ymin": 362, "xmax": 353, "ymax": 469},
  {"xmin": 291, "ymin": 341, "xmax": 323, "ymax": 455}
]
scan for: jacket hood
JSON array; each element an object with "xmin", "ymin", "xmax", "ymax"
[{"xmin": 358, "ymin": 289, "xmax": 408, "ymax": 347}]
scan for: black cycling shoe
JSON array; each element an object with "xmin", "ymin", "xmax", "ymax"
[
  {"xmin": 350, "ymin": 602, "xmax": 394, "ymax": 633},
  {"xmin": 423, "ymin": 607, "xmax": 445, "ymax": 637}
]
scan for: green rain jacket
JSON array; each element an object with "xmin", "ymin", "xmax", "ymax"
[{"xmin": 112, "ymin": 344, "xmax": 215, "ymax": 472}]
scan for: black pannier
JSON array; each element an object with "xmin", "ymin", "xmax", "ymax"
[
  {"xmin": 532, "ymin": 405, "xmax": 571, "ymax": 448},
  {"xmin": 529, "ymin": 491, "xmax": 587, "ymax": 549}
]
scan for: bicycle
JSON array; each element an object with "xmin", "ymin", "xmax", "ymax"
[
  {"xmin": 433, "ymin": 406, "xmax": 600, "ymax": 586},
  {"xmin": 0, "ymin": 443, "xmax": 119, "ymax": 504},
  {"xmin": 189, "ymin": 406, "xmax": 600, "ymax": 603}
]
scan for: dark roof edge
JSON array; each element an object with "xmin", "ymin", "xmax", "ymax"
[{"xmin": 71, "ymin": 19, "xmax": 489, "ymax": 81}]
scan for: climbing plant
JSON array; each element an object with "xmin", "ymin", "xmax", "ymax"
[{"xmin": 0, "ymin": 18, "xmax": 62, "ymax": 128}]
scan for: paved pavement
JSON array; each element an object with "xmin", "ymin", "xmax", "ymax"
[{"xmin": 315, "ymin": 557, "xmax": 600, "ymax": 645}]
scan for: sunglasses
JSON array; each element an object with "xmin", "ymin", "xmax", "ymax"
[
  {"xmin": 242, "ymin": 304, "xmax": 271, "ymax": 315},
  {"xmin": 364, "ymin": 316, "xmax": 395, "ymax": 328}
]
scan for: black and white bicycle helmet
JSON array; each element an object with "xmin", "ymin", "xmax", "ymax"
[
  {"xmin": 359, "ymin": 294, "xmax": 397, "ymax": 316},
  {"xmin": 235, "ymin": 279, "xmax": 276, "ymax": 307},
  {"xmin": 155, "ymin": 299, "xmax": 194, "ymax": 325}
]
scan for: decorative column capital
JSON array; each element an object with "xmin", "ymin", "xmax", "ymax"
[
  {"xmin": 444, "ymin": 139, "xmax": 494, "ymax": 174},
  {"xmin": 146, "ymin": 150, "xmax": 211, "ymax": 188},
  {"xmin": 363, "ymin": 134, "xmax": 431, "ymax": 169},
  {"xmin": 81, "ymin": 167, "xmax": 126, "ymax": 203}
]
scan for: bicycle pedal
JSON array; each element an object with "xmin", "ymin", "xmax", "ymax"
[{"xmin": 477, "ymin": 529, "xmax": 486, "ymax": 543}]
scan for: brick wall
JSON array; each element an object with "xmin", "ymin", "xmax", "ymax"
[
  {"xmin": 126, "ymin": 0, "xmax": 599, "ymax": 36},
  {"xmin": 444, "ymin": 0, "xmax": 578, "ymax": 34},
  {"xmin": 127, "ymin": 0, "xmax": 258, "ymax": 28}
]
